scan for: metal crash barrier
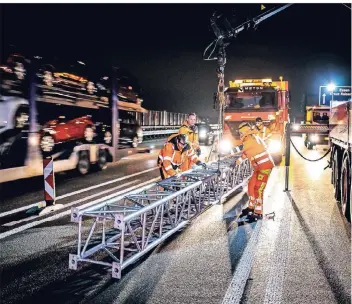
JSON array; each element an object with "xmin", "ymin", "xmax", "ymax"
[
  {"xmin": 142, "ymin": 126, "xmax": 181, "ymax": 138},
  {"xmin": 142, "ymin": 124, "xmax": 221, "ymax": 140},
  {"xmin": 69, "ymin": 156, "xmax": 252, "ymax": 278}
]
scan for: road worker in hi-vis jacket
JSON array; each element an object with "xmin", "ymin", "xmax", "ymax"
[
  {"xmin": 253, "ymin": 117, "xmax": 272, "ymax": 143},
  {"xmin": 232, "ymin": 122, "xmax": 275, "ymax": 221},
  {"xmin": 157, "ymin": 133, "xmax": 206, "ymax": 180},
  {"xmin": 178, "ymin": 112, "xmax": 201, "ymax": 156}
]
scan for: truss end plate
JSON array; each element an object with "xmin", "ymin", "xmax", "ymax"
[
  {"xmin": 114, "ymin": 214, "xmax": 124, "ymax": 230},
  {"xmin": 71, "ymin": 208, "xmax": 80, "ymax": 222},
  {"xmin": 112, "ymin": 262, "xmax": 122, "ymax": 279},
  {"xmin": 69, "ymin": 254, "xmax": 78, "ymax": 270}
]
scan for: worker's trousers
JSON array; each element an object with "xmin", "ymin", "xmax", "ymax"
[{"xmin": 247, "ymin": 169, "xmax": 272, "ymax": 214}]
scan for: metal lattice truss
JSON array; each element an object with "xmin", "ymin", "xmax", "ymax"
[{"xmin": 69, "ymin": 156, "xmax": 252, "ymax": 278}]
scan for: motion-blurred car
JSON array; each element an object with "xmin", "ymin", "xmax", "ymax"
[
  {"xmin": 0, "ymin": 96, "xmax": 29, "ymax": 135},
  {"xmin": 196, "ymin": 123, "xmax": 215, "ymax": 146},
  {"xmin": 0, "ymin": 54, "xmax": 29, "ymax": 98},
  {"xmin": 40, "ymin": 115, "xmax": 95, "ymax": 152}
]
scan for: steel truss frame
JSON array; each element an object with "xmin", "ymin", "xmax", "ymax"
[{"xmin": 69, "ymin": 156, "xmax": 252, "ymax": 278}]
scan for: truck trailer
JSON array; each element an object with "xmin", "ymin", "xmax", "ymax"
[{"xmin": 330, "ymin": 100, "xmax": 351, "ymax": 222}]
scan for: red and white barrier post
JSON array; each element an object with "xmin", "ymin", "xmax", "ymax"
[
  {"xmin": 43, "ymin": 157, "xmax": 56, "ymax": 207},
  {"xmin": 39, "ymin": 156, "xmax": 63, "ymax": 215}
]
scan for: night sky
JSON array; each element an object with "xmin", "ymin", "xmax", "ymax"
[{"xmin": 1, "ymin": 3, "xmax": 351, "ymax": 121}]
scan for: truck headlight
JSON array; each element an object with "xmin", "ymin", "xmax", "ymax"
[
  {"xmin": 219, "ymin": 139, "xmax": 232, "ymax": 154},
  {"xmin": 293, "ymin": 124, "xmax": 300, "ymax": 131},
  {"xmin": 268, "ymin": 139, "xmax": 281, "ymax": 153},
  {"xmin": 199, "ymin": 130, "xmax": 207, "ymax": 139},
  {"xmin": 310, "ymin": 134, "xmax": 318, "ymax": 143}
]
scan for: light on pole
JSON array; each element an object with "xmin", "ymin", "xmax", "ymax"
[{"xmin": 327, "ymin": 83, "xmax": 336, "ymax": 103}]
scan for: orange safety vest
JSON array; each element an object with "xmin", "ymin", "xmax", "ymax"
[
  {"xmin": 178, "ymin": 121, "xmax": 200, "ymax": 150},
  {"xmin": 180, "ymin": 146, "xmax": 199, "ymax": 172},
  {"xmin": 234, "ymin": 133, "xmax": 274, "ymax": 170},
  {"xmin": 255, "ymin": 125, "xmax": 272, "ymax": 141},
  {"xmin": 158, "ymin": 134, "xmax": 199, "ymax": 178}
]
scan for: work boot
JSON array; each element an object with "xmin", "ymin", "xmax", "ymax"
[
  {"xmin": 240, "ymin": 207, "xmax": 254, "ymax": 217},
  {"xmin": 246, "ymin": 212, "xmax": 263, "ymax": 223}
]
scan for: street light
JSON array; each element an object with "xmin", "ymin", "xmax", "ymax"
[
  {"xmin": 327, "ymin": 83, "xmax": 336, "ymax": 102},
  {"xmin": 327, "ymin": 83, "xmax": 336, "ymax": 92}
]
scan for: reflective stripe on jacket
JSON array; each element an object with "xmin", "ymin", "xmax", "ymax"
[
  {"xmin": 235, "ymin": 134, "xmax": 274, "ymax": 170},
  {"xmin": 256, "ymin": 126, "xmax": 272, "ymax": 141},
  {"xmin": 158, "ymin": 141, "xmax": 199, "ymax": 176}
]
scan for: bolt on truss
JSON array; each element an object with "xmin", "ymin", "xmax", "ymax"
[{"xmin": 69, "ymin": 155, "xmax": 252, "ymax": 279}]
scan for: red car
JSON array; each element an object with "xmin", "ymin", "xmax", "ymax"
[{"xmin": 40, "ymin": 115, "xmax": 95, "ymax": 153}]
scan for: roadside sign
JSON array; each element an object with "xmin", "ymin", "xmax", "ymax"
[{"xmin": 319, "ymin": 86, "xmax": 351, "ymax": 106}]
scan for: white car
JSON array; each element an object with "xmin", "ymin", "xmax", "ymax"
[{"xmin": 0, "ymin": 95, "xmax": 29, "ymax": 135}]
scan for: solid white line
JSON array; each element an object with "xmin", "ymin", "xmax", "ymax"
[
  {"xmin": 222, "ymin": 221, "xmax": 263, "ymax": 304},
  {"xmin": 2, "ymin": 215, "xmax": 38, "ymax": 227},
  {"xmin": 0, "ymin": 177, "xmax": 160, "ymax": 240},
  {"xmin": 2, "ymin": 180, "xmax": 139, "ymax": 227},
  {"xmin": 0, "ymin": 166, "xmax": 158, "ymax": 218},
  {"xmin": 263, "ymin": 197, "xmax": 293, "ymax": 304}
]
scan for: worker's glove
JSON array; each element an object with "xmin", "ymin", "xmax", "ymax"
[
  {"xmin": 196, "ymin": 148, "xmax": 201, "ymax": 156},
  {"xmin": 196, "ymin": 161, "xmax": 207, "ymax": 170}
]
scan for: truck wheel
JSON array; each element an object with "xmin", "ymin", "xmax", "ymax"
[
  {"xmin": 340, "ymin": 157, "xmax": 351, "ymax": 222},
  {"xmin": 77, "ymin": 151, "xmax": 90, "ymax": 175},
  {"xmin": 84, "ymin": 126, "xmax": 95, "ymax": 143},
  {"xmin": 103, "ymin": 131, "xmax": 112, "ymax": 145},
  {"xmin": 131, "ymin": 136, "xmax": 138, "ymax": 148},
  {"xmin": 305, "ymin": 140, "xmax": 313, "ymax": 150},
  {"xmin": 14, "ymin": 106, "xmax": 29, "ymax": 129},
  {"xmin": 97, "ymin": 149, "xmax": 108, "ymax": 171},
  {"xmin": 40, "ymin": 133, "xmax": 55, "ymax": 153}
]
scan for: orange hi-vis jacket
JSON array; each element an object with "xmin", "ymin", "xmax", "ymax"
[
  {"xmin": 255, "ymin": 125, "xmax": 272, "ymax": 141},
  {"xmin": 158, "ymin": 134, "xmax": 199, "ymax": 178},
  {"xmin": 180, "ymin": 146, "xmax": 199, "ymax": 171},
  {"xmin": 234, "ymin": 132, "xmax": 275, "ymax": 170},
  {"xmin": 178, "ymin": 121, "xmax": 200, "ymax": 150}
]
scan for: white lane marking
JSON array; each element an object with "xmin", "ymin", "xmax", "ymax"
[
  {"xmin": 0, "ymin": 177, "xmax": 160, "ymax": 240},
  {"xmin": 121, "ymin": 151, "xmax": 158, "ymax": 161},
  {"xmin": 0, "ymin": 166, "xmax": 158, "ymax": 218},
  {"xmin": 222, "ymin": 221, "xmax": 263, "ymax": 304},
  {"xmin": 2, "ymin": 215, "xmax": 38, "ymax": 227},
  {"xmin": 263, "ymin": 196, "xmax": 293, "ymax": 304},
  {"xmin": 2, "ymin": 180, "xmax": 140, "ymax": 227}
]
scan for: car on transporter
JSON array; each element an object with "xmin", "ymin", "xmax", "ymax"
[{"xmin": 95, "ymin": 110, "xmax": 143, "ymax": 148}]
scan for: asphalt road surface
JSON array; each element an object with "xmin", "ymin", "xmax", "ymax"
[{"xmin": 0, "ymin": 137, "xmax": 350, "ymax": 304}]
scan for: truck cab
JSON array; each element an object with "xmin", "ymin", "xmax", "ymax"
[
  {"xmin": 221, "ymin": 78, "xmax": 289, "ymax": 164},
  {"xmin": 303, "ymin": 105, "xmax": 330, "ymax": 149}
]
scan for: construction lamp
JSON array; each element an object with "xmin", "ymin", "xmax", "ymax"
[
  {"xmin": 219, "ymin": 139, "xmax": 232, "ymax": 154},
  {"xmin": 310, "ymin": 134, "xmax": 319, "ymax": 143},
  {"xmin": 268, "ymin": 139, "xmax": 282, "ymax": 153}
]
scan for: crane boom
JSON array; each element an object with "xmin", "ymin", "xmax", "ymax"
[{"xmin": 204, "ymin": 4, "xmax": 293, "ymax": 161}]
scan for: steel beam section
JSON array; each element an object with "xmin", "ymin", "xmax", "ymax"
[{"xmin": 69, "ymin": 156, "xmax": 252, "ymax": 278}]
